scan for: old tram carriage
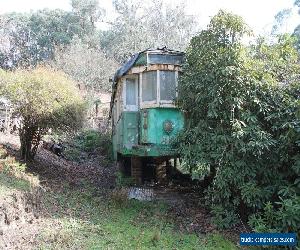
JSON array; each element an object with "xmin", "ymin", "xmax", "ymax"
[{"xmin": 110, "ymin": 48, "xmax": 185, "ymax": 184}]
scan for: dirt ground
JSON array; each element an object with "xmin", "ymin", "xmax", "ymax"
[
  {"xmin": 0, "ymin": 134, "xmax": 244, "ymax": 249},
  {"xmin": 0, "ymin": 134, "xmax": 117, "ymax": 249}
]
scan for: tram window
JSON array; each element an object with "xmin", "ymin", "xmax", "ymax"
[
  {"xmin": 160, "ymin": 71, "xmax": 176, "ymax": 101},
  {"xmin": 148, "ymin": 54, "xmax": 184, "ymax": 65},
  {"xmin": 126, "ymin": 78, "xmax": 136, "ymax": 105},
  {"xmin": 142, "ymin": 71, "xmax": 157, "ymax": 102}
]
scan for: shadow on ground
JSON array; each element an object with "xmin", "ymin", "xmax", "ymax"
[{"xmin": 0, "ymin": 136, "xmax": 240, "ymax": 249}]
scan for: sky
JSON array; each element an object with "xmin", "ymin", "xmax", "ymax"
[{"xmin": 0, "ymin": 0, "xmax": 299, "ymax": 35}]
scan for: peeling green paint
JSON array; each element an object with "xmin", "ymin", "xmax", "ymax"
[{"xmin": 112, "ymin": 108, "xmax": 184, "ymax": 160}]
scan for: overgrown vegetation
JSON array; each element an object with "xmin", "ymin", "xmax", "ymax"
[
  {"xmin": 63, "ymin": 129, "xmax": 112, "ymax": 161},
  {"xmin": 0, "ymin": 144, "xmax": 237, "ymax": 249},
  {"xmin": 39, "ymin": 183, "xmax": 236, "ymax": 249},
  {"xmin": 0, "ymin": 67, "xmax": 85, "ymax": 161},
  {"xmin": 1, "ymin": 0, "xmax": 300, "ymax": 247},
  {"xmin": 178, "ymin": 10, "xmax": 300, "ymax": 233},
  {"xmin": 115, "ymin": 171, "xmax": 135, "ymax": 188},
  {"xmin": 0, "ymin": 146, "xmax": 39, "ymax": 197}
]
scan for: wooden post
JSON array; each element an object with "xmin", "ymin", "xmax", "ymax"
[
  {"xmin": 156, "ymin": 161, "xmax": 167, "ymax": 184},
  {"xmin": 131, "ymin": 157, "xmax": 142, "ymax": 185}
]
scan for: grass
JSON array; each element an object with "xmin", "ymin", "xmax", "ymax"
[
  {"xmin": 0, "ymin": 145, "xmax": 238, "ymax": 249},
  {"xmin": 0, "ymin": 172, "xmax": 238, "ymax": 249},
  {"xmin": 0, "ymin": 172, "xmax": 31, "ymax": 197},
  {"xmin": 0, "ymin": 147, "xmax": 34, "ymax": 197},
  {"xmin": 38, "ymin": 184, "xmax": 238, "ymax": 250}
]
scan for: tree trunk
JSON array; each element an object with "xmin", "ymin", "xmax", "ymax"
[
  {"xmin": 20, "ymin": 130, "xmax": 32, "ymax": 161},
  {"xmin": 19, "ymin": 125, "xmax": 37, "ymax": 161}
]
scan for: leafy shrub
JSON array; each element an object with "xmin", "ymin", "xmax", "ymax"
[
  {"xmin": 1, "ymin": 67, "xmax": 85, "ymax": 161},
  {"xmin": 63, "ymin": 147, "xmax": 82, "ymax": 161},
  {"xmin": 177, "ymin": 10, "xmax": 300, "ymax": 232},
  {"xmin": 71, "ymin": 130, "xmax": 111, "ymax": 153},
  {"xmin": 249, "ymin": 193, "xmax": 300, "ymax": 233},
  {"xmin": 79, "ymin": 130, "xmax": 111, "ymax": 154},
  {"xmin": 0, "ymin": 146, "xmax": 8, "ymax": 159},
  {"xmin": 211, "ymin": 205, "xmax": 239, "ymax": 229},
  {"xmin": 63, "ymin": 129, "xmax": 112, "ymax": 161}
]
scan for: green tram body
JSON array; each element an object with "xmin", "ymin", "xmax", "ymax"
[{"xmin": 110, "ymin": 48, "xmax": 185, "ymax": 183}]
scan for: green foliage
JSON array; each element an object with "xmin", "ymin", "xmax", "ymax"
[
  {"xmin": 53, "ymin": 39, "xmax": 118, "ymax": 92},
  {"xmin": 100, "ymin": 0, "xmax": 197, "ymax": 62},
  {"xmin": 0, "ymin": 147, "xmax": 39, "ymax": 197},
  {"xmin": 79, "ymin": 130, "xmax": 111, "ymax": 153},
  {"xmin": 80, "ymin": 130, "xmax": 102, "ymax": 151},
  {"xmin": 249, "ymin": 195, "xmax": 300, "ymax": 233},
  {"xmin": 63, "ymin": 130, "xmax": 112, "ymax": 161},
  {"xmin": 115, "ymin": 171, "xmax": 134, "ymax": 188},
  {"xmin": 211, "ymin": 205, "xmax": 239, "ymax": 229},
  {"xmin": 1, "ymin": 67, "xmax": 85, "ymax": 160},
  {"xmin": 0, "ymin": 1, "xmax": 104, "ymax": 68},
  {"xmin": 178, "ymin": 10, "xmax": 300, "ymax": 232},
  {"xmin": 71, "ymin": 0, "xmax": 104, "ymax": 33}
]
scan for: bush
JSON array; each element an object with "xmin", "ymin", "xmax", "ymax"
[
  {"xmin": 177, "ymin": 10, "xmax": 300, "ymax": 232},
  {"xmin": 1, "ymin": 67, "xmax": 86, "ymax": 161},
  {"xmin": 77, "ymin": 130, "xmax": 112, "ymax": 156},
  {"xmin": 0, "ymin": 148, "xmax": 40, "ymax": 189},
  {"xmin": 63, "ymin": 130, "xmax": 112, "ymax": 161},
  {"xmin": 249, "ymin": 194, "xmax": 300, "ymax": 233},
  {"xmin": 82, "ymin": 130, "xmax": 101, "ymax": 151}
]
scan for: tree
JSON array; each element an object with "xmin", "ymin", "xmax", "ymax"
[
  {"xmin": 0, "ymin": 6, "xmax": 103, "ymax": 68},
  {"xmin": 71, "ymin": 0, "xmax": 104, "ymax": 35},
  {"xmin": 0, "ymin": 13, "xmax": 34, "ymax": 68},
  {"xmin": 271, "ymin": 8, "xmax": 292, "ymax": 35},
  {"xmin": 178, "ymin": 10, "xmax": 300, "ymax": 231},
  {"xmin": 1, "ymin": 67, "xmax": 85, "ymax": 161},
  {"xmin": 100, "ymin": 0, "xmax": 197, "ymax": 62},
  {"xmin": 28, "ymin": 9, "xmax": 85, "ymax": 60},
  {"xmin": 293, "ymin": 0, "xmax": 300, "ymax": 51},
  {"xmin": 53, "ymin": 39, "xmax": 119, "ymax": 93}
]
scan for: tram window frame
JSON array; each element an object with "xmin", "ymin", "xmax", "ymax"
[
  {"xmin": 148, "ymin": 53, "xmax": 184, "ymax": 65},
  {"xmin": 123, "ymin": 76, "xmax": 138, "ymax": 111},
  {"xmin": 159, "ymin": 70, "xmax": 177, "ymax": 104},
  {"xmin": 141, "ymin": 71, "xmax": 157, "ymax": 104},
  {"xmin": 140, "ymin": 70, "xmax": 178, "ymax": 107}
]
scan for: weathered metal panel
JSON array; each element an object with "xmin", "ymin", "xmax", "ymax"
[
  {"xmin": 113, "ymin": 109, "xmax": 184, "ymax": 158},
  {"xmin": 112, "ymin": 111, "xmax": 139, "ymax": 159},
  {"xmin": 122, "ymin": 111, "xmax": 139, "ymax": 149},
  {"xmin": 140, "ymin": 108, "xmax": 184, "ymax": 145},
  {"xmin": 127, "ymin": 65, "xmax": 182, "ymax": 75}
]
